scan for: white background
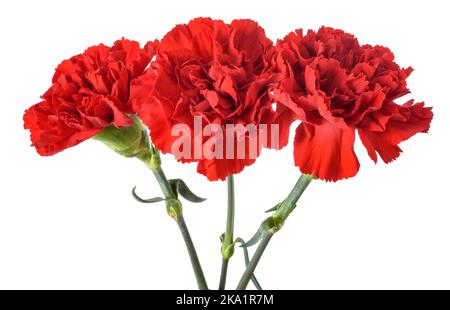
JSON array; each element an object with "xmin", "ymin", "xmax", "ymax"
[{"xmin": 0, "ymin": 0, "xmax": 449, "ymax": 289}]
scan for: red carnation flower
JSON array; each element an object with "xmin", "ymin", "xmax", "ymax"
[
  {"xmin": 24, "ymin": 39, "xmax": 156, "ymax": 156},
  {"xmin": 133, "ymin": 18, "xmax": 288, "ymax": 181},
  {"xmin": 273, "ymin": 27, "xmax": 433, "ymax": 181}
]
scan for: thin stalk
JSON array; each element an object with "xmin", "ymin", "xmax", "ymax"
[
  {"xmin": 152, "ymin": 166, "xmax": 208, "ymax": 290},
  {"xmin": 218, "ymin": 258, "xmax": 229, "ymax": 290},
  {"xmin": 236, "ymin": 232, "xmax": 272, "ymax": 290},
  {"xmin": 236, "ymin": 238, "xmax": 263, "ymax": 290},
  {"xmin": 219, "ymin": 175, "xmax": 235, "ymax": 289},
  {"xmin": 177, "ymin": 215, "xmax": 209, "ymax": 290},
  {"xmin": 225, "ymin": 175, "xmax": 235, "ymax": 248},
  {"xmin": 152, "ymin": 167, "xmax": 174, "ymax": 198}
]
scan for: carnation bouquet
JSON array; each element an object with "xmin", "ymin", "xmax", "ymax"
[{"xmin": 23, "ymin": 18, "xmax": 432, "ymax": 290}]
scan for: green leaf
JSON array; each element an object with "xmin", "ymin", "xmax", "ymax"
[
  {"xmin": 169, "ymin": 179, "xmax": 206, "ymax": 203},
  {"xmin": 241, "ymin": 224, "xmax": 266, "ymax": 248},
  {"xmin": 265, "ymin": 202, "xmax": 282, "ymax": 213},
  {"xmin": 131, "ymin": 186, "xmax": 165, "ymax": 203},
  {"xmin": 235, "ymin": 237, "xmax": 262, "ymax": 290}
]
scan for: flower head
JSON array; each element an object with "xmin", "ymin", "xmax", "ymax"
[
  {"xmin": 273, "ymin": 27, "xmax": 433, "ymax": 181},
  {"xmin": 133, "ymin": 18, "xmax": 288, "ymax": 180},
  {"xmin": 24, "ymin": 39, "xmax": 156, "ymax": 156}
]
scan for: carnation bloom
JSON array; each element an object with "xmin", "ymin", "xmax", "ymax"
[
  {"xmin": 24, "ymin": 39, "xmax": 156, "ymax": 156},
  {"xmin": 273, "ymin": 27, "xmax": 433, "ymax": 181},
  {"xmin": 133, "ymin": 18, "xmax": 289, "ymax": 181}
]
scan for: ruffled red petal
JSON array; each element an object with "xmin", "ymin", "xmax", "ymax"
[
  {"xmin": 23, "ymin": 104, "xmax": 101, "ymax": 156},
  {"xmin": 294, "ymin": 122, "xmax": 360, "ymax": 181},
  {"xmin": 358, "ymin": 101, "xmax": 433, "ymax": 163}
]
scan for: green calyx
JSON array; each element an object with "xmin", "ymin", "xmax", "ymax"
[
  {"xmin": 93, "ymin": 116, "xmax": 150, "ymax": 159},
  {"xmin": 93, "ymin": 116, "xmax": 162, "ymax": 171},
  {"xmin": 304, "ymin": 174, "xmax": 318, "ymax": 180}
]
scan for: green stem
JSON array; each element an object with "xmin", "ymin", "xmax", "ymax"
[
  {"xmin": 177, "ymin": 215, "xmax": 209, "ymax": 290},
  {"xmin": 218, "ymin": 258, "xmax": 229, "ymax": 290},
  {"xmin": 235, "ymin": 238, "xmax": 263, "ymax": 290},
  {"xmin": 236, "ymin": 174, "xmax": 314, "ymax": 290},
  {"xmin": 225, "ymin": 175, "xmax": 235, "ymax": 247},
  {"xmin": 236, "ymin": 232, "xmax": 272, "ymax": 290},
  {"xmin": 151, "ymin": 166, "xmax": 208, "ymax": 290},
  {"xmin": 219, "ymin": 175, "xmax": 235, "ymax": 290},
  {"xmin": 152, "ymin": 166, "xmax": 174, "ymax": 198},
  {"xmin": 273, "ymin": 174, "xmax": 314, "ymax": 223}
]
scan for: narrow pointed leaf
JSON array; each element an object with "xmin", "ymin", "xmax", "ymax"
[
  {"xmin": 169, "ymin": 179, "xmax": 206, "ymax": 203},
  {"xmin": 241, "ymin": 225, "xmax": 265, "ymax": 248},
  {"xmin": 132, "ymin": 186, "xmax": 165, "ymax": 203},
  {"xmin": 235, "ymin": 237, "xmax": 262, "ymax": 290},
  {"xmin": 265, "ymin": 202, "xmax": 281, "ymax": 213}
]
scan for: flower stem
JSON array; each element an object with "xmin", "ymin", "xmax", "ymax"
[
  {"xmin": 225, "ymin": 175, "xmax": 235, "ymax": 248},
  {"xmin": 218, "ymin": 258, "xmax": 229, "ymax": 290},
  {"xmin": 236, "ymin": 174, "xmax": 314, "ymax": 290},
  {"xmin": 151, "ymin": 165, "xmax": 208, "ymax": 290},
  {"xmin": 176, "ymin": 214, "xmax": 209, "ymax": 290},
  {"xmin": 236, "ymin": 232, "xmax": 272, "ymax": 290},
  {"xmin": 219, "ymin": 175, "xmax": 235, "ymax": 289},
  {"xmin": 152, "ymin": 166, "xmax": 174, "ymax": 198}
]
